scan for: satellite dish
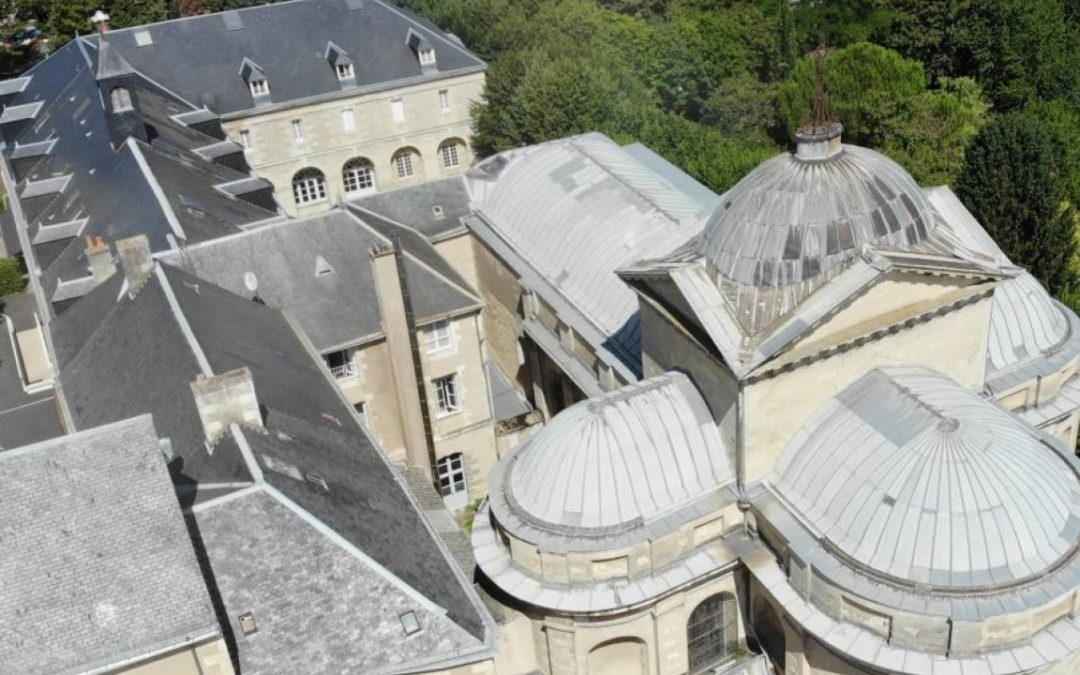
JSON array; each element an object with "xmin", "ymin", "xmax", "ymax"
[{"xmin": 243, "ymin": 271, "xmax": 259, "ymax": 293}]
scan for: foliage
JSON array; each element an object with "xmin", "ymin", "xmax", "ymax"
[
  {"xmin": 955, "ymin": 114, "xmax": 1077, "ymax": 296},
  {"xmin": 44, "ymin": 0, "xmax": 94, "ymax": 48},
  {"xmin": 0, "ymin": 257, "xmax": 24, "ymax": 296},
  {"xmin": 108, "ymin": 0, "xmax": 168, "ymax": 29}
]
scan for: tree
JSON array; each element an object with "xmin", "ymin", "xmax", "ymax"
[
  {"xmin": 702, "ymin": 73, "xmax": 777, "ymax": 137},
  {"xmin": 955, "ymin": 114, "xmax": 1077, "ymax": 295},
  {"xmin": 0, "ymin": 257, "xmax": 24, "ymax": 296},
  {"xmin": 44, "ymin": 0, "xmax": 94, "ymax": 47},
  {"xmin": 109, "ymin": 0, "xmax": 167, "ymax": 28},
  {"xmin": 880, "ymin": 0, "xmax": 970, "ymax": 84}
]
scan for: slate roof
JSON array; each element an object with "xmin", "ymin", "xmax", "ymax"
[
  {"xmin": 166, "ymin": 207, "xmax": 481, "ymax": 352},
  {"xmin": 84, "ymin": 0, "xmax": 485, "ymax": 117},
  {"xmin": 0, "ymin": 39, "xmax": 275, "ymax": 311},
  {"xmin": 350, "ymin": 175, "xmax": 472, "ymax": 240},
  {"xmin": 0, "ymin": 415, "xmax": 220, "ymax": 674},
  {"xmin": 196, "ymin": 487, "xmax": 485, "ymax": 674},
  {"xmin": 56, "ymin": 262, "xmax": 490, "ymax": 642}
]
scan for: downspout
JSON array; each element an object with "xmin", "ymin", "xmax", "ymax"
[
  {"xmin": 392, "ymin": 236, "xmax": 439, "ymax": 487},
  {"xmin": 736, "ymin": 382, "xmax": 751, "ymax": 536}
]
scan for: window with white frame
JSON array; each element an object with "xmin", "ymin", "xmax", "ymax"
[
  {"xmin": 436, "ymin": 453, "xmax": 466, "ymax": 499},
  {"xmin": 432, "ymin": 374, "xmax": 459, "ymax": 416},
  {"xmin": 110, "ymin": 87, "xmax": 133, "ymax": 112},
  {"xmin": 354, "ymin": 401, "xmax": 368, "ymax": 429},
  {"xmin": 336, "ymin": 62, "xmax": 354, "ymax": 80},
  {"xmin": 292, "ymin": 168, "xmax": 327, "ymax": 205},
  {"xmin": 325, "ymin": 349, "xmax": 356, "ymax": 379},
  {"xmin": 238, "ymin": 129, "xmax": 252, "ymax": 149},
  {"xmin": 291, "ymin": 119, "xmax": 305, "ymax": 142},
  {"xmin": 423, "ymin": 320, "xmax": 451, "ymax": 352},
  {"xmin": 419, "ymin": 48, "xmax": 436, "ymax": 66},
  {"xmin": 341, "ymin": 108, "xmax": 356, "ymax": 133},
  {"xmin": 249, "ymin": 78, "xmax": 269, "ymax": 97},
  {"xmin": 393, "ymin": 149, "xmax": 416, "ymax": 178},
  {"xmin": 438, "ymin": 89, "xmax": 450, "ymax": 112},
  {"xmin": 440, "ymin": 140, "xmax": 462, "ymax": 169},
  {"xmin": 391, "ymin": 98, "xmax": 405, "ymax": 123},
  {"xmin": 342, "ymin": 158, "xmax": 375, "ymax": 194}
]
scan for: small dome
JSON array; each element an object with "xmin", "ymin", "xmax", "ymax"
[
  {"xmin": 769, "ymin": 366, "xmax": 1080, "ymax": 590},
  {"xmin": 988, "ymin": 272, "xmax": 1070, "ymax": 376},
  {"xmin": 506, "ymin": 372, "xmax": 733, "ymax": 531},
  {"xmin": 700, "ymin": 143, "xmax": 934, "ymax": 286}
]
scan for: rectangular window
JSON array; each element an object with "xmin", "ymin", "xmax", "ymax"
[
  {"xmin": 325, "ymin": 349, "xmax": 356, "ymax": 379},
  {"xmin": 423, "ymin": 320, "xmax": 452, "ymax": 352},
  {"xmin": 354, "ymin": 401, "xmax": 368, "ymax": 429},
  {"xmin": 441, "ymin": 143, "xmax": 460, "ymax": 168},
  {"xmin": 391, "ymin": 98, "xmax": 405, "ymax": 123},
  {"xmin": 249, "ymin": 79, "xmax": 269, "ymax": 96},
  {"xmin": 238, "ymin": 129, "xmax": 252, "ymax": 149},
  {"xmin": 433, "ymin": 374, "xmax": 460, "ymax": 416},
  {"xmin": 336, "ymin": 62, "xmax": 354, "ymax": 80},
  {"xmin": 341, "ymin": 108, "xmax": 355, "ymax": 133},
  {"xmin": 436, "ymin": 453, "xmax": 466, "ymax": 497},
  {"xmin": 291, "ymin": 119, "xmax": 304, "ymax": 142},
  {"xmin": 419, "ymin": 48, "xmax": 436, "ymax": 66},
  {"xmin": 438, "ymin": 89, "xmax": 450, "ymax": 112}
]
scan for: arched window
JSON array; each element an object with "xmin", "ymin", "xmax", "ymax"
[
  {"xmin": 111, "ymin": 86, "xmax": 133, "ymax": 112},
  {"xmin": 439, "ymin": 138, "xmax": 466, "ymax": 170},
  {"xmin": 392, "ymin": 147, "xmax": 420, "ymax": 179},
  {"xmin": 587, "ymin": 638, "xmax": 646, "ymax": 675},
  {"xmin": 687, "ymin": 593, "xmax": 738, "ymax": 673},
  {"xmin": 292, "ymin": 168, "xmax": 327, "ymax": 205},
  {"xmin": 342, "ymin": 157, "xmax": 376, "ymax": 194}
]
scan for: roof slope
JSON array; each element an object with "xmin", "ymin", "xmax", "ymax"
[
  {"xmin": 350, "ymin": 176, "xmax": 472, "ymax": 240},
  {"xmin": 0, "ymin": 416, "xmax": 219, "ymax": 674},
  {"xmin": 86, "ymin": 0, "xmax": 485, "ymax": 116},
  {"xmin": 768, "ymin": 365, "xmax": 1080, "ymax": 590},
  {"xmin": 196, "ymin": 488, "xmax": 483, "ymax": 674},
  {"xmin": 466, "ymin": 132, "xmax": 716, "ymax": 375}
]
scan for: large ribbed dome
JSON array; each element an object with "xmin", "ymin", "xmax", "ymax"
[
  {"xmin": 700, "ymin": 139, "xmax": 934, "ymax": 287},
  {"xmin": 506, "ymin": 372, "xmax": 733, "ymax": 531},
  {"xmin": 769, "ymin": 366, "xmax": 1080, "ymax": 590}
]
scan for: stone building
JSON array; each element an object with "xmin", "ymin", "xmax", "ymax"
[
  {"xmin": 471, "ymin": 121, "xmax": 1080, "ymax": 674},
  {"xmin": 86, "ymin": 0, "xmax": 486, "ymax": 216}
]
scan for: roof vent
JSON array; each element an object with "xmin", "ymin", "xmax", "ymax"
[
  {"xmin": 346, "ymin": 0, "xmax": 365, "ymax": 9},
  {"xmin": 238, "ymin": 612, "xmax": 258, "ymax": 636},
  {"xmin": 432, "ymin": 205, "xmax": 445, "ymax": 220},
  {"xmin": 223, "ymin": 10, "xmax": 245, "ymax": 31},
  {"xmin": 134, "ymin": 30, "xmax": 153, "ymax": 46},
  {"xmin": 191, "ymin": 367, "xmax": 265, "ymax": 445},
  {"xmin": 315, "ymin": 255, "xmax": 334, "ymax": 277},
  {"xmin": 399, "ymin": 611, "xmax": 421, "ymax": 636}
]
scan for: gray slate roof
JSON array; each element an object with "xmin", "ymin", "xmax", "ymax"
[
  {"xmin": 86, "ymin": 0, "xmax": 485, "ymax": 117},
  {"xmin": 350, "ymin": 175, "xmax": 472, "ymax": 240},
  {"xmin": 167, "ymin": 207, "xmax": 480, "ymax": 352},
  {"xmin": 0, "ymin": 415, "xmax": 219, "ymax": 674},
  {"xmin": 196, "ymin": 488, "xmax": 484, "ymax": 674}
]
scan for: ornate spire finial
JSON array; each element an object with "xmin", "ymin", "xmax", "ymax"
[{"xmin": 795, "ymin": 44, "xmax": 843, "ymax": 161}]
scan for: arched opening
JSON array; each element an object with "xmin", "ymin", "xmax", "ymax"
[
  {"xmin": 292, "ymin": 168, "xmax": 327, "ymax": 205},
  {"xmin": 438, "ymin": 137, "xmax": 467, "ymax": 172},
  {"xmin": 587, "ymin": 637, "xmax": 646, "ymax": 675},
  {"xmin": 751, "ymin": 590, "xmax": 785, "ymax": 672},
  {"xmin": 687, "ymin": 592, "xmax": 738, "ymax": 673},
  {"xmin": 342, "ymin": 157, "xmax": 376, "ymax": 195},
  {"xmin": 391, "ymin": 147, "xmax": 421, "ymax": 180},
  {"xmin": 110, "ymin": 86, "xmax": 133, "ymax": 112}
]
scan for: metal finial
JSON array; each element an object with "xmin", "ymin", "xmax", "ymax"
[{"xmin": 809, "ymin": 44, "xmax": 835, "ymax": 132}]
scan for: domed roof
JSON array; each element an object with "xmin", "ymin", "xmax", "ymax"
[
  {"xmin": 769, "ymin": 366, "xmax": 1080, "ymax": 590},
  {"xmin": 700, "ymin": 133, "xmax": 934, "ymax": 287},
  {"xmin": 506, "ymin": 372, "xmax": 733, "ymax": 531},
  {"xmin": 988, "ymin": 272, "xmax": 1070, "ymax": 376}
]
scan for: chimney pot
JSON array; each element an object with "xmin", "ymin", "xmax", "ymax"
[
  {"xmin": 116, "ymin": 235, "xmax": 153, "ymax": 296},
  {"xmin": 84, "ymin": 235, "xmax": 116, "ymax": 285},
  {"xmin": 91, "ymin": 10, "xmax": 110, "ymax": 34},
  {"xmin": 191, "ymin": 367, "xmax": 264, "ymax": 445}
]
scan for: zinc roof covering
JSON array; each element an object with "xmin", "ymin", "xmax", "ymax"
[
  {"xmin": 699, "ymin": 144, "xmax": 934, "ymax": 287},
  {"xmin": 987, "ymin": 272, "xmax": 1070, "ymax": 377},
  {"xmin": 505, "ymin": 372, "xmax": 733, "ymax": 531},
  {"xmin": 768, "ymin": 365, "xmax": 1080, "ymax": 591},
  {"xmin": 466, "ymin": 133, "xmax": 712, "ymax": 371}
]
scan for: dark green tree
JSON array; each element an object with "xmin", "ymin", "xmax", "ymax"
[
  {"xmin": 109, "ymin": 0, "xmax": 167, "ymax": 28},
  {"xmin": 45, "ymin": 0, "xmax": 95, "ymax": 47},
  {"xmin": 955, "ymin": 114, "xmax": 1077, "ymax": 295}
]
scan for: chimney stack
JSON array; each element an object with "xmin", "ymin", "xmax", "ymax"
[
  {"xmin": 116, "ymin": 235, "xmax": 153, "ymax": 297},
  {"xmin": 190, "ymin": 367, "xmax": 264, "ymax": 445},
  {"xmin": 84, "ymin": 235, "xmax": 115, "ymax": 285},
  {"xmin": 90, "ymin": 10, "xmax": 110, "ymax": 35}
]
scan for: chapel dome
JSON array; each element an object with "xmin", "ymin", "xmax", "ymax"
[
  {"xmin": 768, "ymin": 365, "xmax": 1080, "ymax": 591},
  {"xmin": 505, "ymin": 372, "xmax": 734, "ymax": 531},
  {"xmin": 699, "ymin": 124, "xmax": 935, "ymax": 287}
]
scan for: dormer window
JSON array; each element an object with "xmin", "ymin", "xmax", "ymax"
[
  {"xmin": 110, "ymin": 87, "xmax": 133, "ymax": 112},
  {"xmin": 407, "ymin": 29, "xmax": 437, "ymax": 72},
  {"xmin": 336, "ymin": 63, "xmax": 354, "ymax": 80},
  {"xmin": 419, "ymin": 48, "xmax": 436, "ymax": 67},
  {"xmin": 326, "ymin": 42, "xmax": 355, "ymax": 87},
  {"xmin": 249, "ymin": 78, "xmax": 269, "ymax": 97}
]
